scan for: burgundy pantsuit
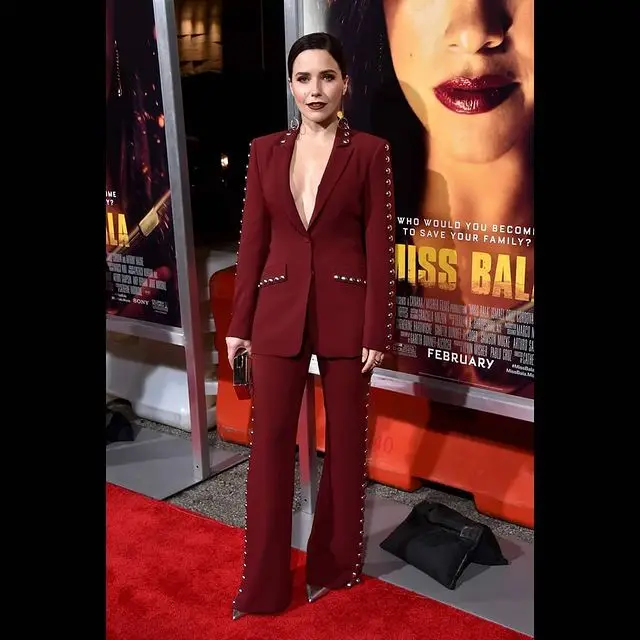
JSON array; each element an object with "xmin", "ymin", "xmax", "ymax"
[{"xmin": 228, "ymin": 125, "xmax": 396, "ymax": 614}]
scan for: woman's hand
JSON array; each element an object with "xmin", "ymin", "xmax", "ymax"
[
  {"xmin": 226, "ymin": 336, "xmax": 252, "ymax": 368},
  {"xmin": 361, "ymin": 347, "xmax": 384, "ymax": 374}
]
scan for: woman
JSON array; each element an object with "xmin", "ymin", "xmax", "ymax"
[
  {"xmin": 225, "ymin": 32, "xmax": 396, "ymax": 619},
  {"xmin": 328, "ymin": 0, "xmax": 534, "ymax": 398}
]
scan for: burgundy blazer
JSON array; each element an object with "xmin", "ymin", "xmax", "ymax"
[{"xmin": 227, "ymin": 126, "xmax": 396, "ymax": 358}]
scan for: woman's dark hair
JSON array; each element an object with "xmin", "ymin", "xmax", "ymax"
[
  {"xmin": 287, "ymin": 32, "xmax": 347, "ymax": 80},
  {"xmin": 327, "ymin": 1, "xmax": 425, "ymax": 222}
]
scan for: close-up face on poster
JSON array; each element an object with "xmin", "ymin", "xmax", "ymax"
[
  {"xmin": 106, "ymin": 0, "xmax": 182, "ymax": 328},
  {"xmin": 322, "ymin": 0, "xmax": 534, "ymax": 398}
]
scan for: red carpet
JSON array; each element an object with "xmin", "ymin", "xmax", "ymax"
[{"xmin": 107, "ymin": 483, "xmax": 530, "ymax": 639}]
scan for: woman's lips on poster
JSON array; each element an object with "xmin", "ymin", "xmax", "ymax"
[
  {"xmin": 433, "ymin": 75, "xmax": 518, "ymax": 114},
  {"xmin": 307, "ymin": 102, "xmax": 327, "ymax": 110}
]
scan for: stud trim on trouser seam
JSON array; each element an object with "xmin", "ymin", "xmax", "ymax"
[
  {"xmin": 346, "ymin": 377, "xmax": 371, "ymax": 588},
  {"xmin": 232, "ymin": 405, "xmax": 255, "ymax": 609}
]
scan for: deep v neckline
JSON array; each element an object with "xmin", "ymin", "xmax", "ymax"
[{"xmin": 288, "ymin": 129, "xmax": 338, "ymax": 231}]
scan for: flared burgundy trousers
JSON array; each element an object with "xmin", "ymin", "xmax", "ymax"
[{"xmin": 232, "ymin": 301, "xmax": 371, "ymax": 614}]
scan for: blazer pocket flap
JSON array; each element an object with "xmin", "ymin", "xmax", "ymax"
[{"xmin": 258, "ymin": 264, "xmax": 287, "ymax": 288}]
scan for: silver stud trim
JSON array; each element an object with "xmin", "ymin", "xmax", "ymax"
[
  {"xmin": 333, "ymin": 274, "xmax": 366, "ymax": 285},
  {"xmin": 383, "ymin": 142, "xmax": 396, "ymax": 354},
  {"xmin": 257, "ymin": 274, "xmax": 286, "ymax": 288},
  {"xmin": 234, "ymin": 403, "xmax": 256, "ymax": 608},
  {"xmin": 348, "ymin": 378, "xmax": 372, "ymax": 588},
  {"xmin": 235, "ymin": 141, "xmax": 254, "ymax": 276}
]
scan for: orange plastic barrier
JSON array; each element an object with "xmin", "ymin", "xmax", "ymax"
[
  {"xmin": 210, "ymin": 266, "xmax": 253, "ymax": 445},
  {"xmin": 210, "ymin": 266, "xmax": 533, "ymax": 529}
]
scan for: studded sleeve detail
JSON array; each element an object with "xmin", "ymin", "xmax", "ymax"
[
  {"xmin": 363, "ymin": 139, "xmax": 396, "ymax": 353},
  {"xmin": 228, "ymin": 139, "xmax": 270, "ymax": 339}
]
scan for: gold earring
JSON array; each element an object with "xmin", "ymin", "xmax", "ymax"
[{"xmin": 337, "ymin": 107, "xmax": 349, "ymax": 131}]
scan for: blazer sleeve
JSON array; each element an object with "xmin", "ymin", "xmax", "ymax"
[
  {"xmin": 228, "ymin": 139, "xmax": 270, "ymax": 339},
  {"xmin": 363, "ymin": 139, "xmax": 396, "ymax": 354}
]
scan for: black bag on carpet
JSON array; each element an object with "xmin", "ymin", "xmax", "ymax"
[
  {"xmin": 379, "ymin": 500, "xmax": 508, "ymax": 590},
  {"xmin": 106, "ymin": 398, "xmax": 135, "ymax": 445}
]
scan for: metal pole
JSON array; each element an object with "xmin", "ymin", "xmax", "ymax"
[{"xmin": 153, "ymin": 0, "xmax": 210, "ymax": 480}]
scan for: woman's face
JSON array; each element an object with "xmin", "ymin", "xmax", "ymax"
[
  {"xmin": 289, "ymin": 49, "xmax": 348, "ymax": 125},
  {"xmin": 383, "ymin": 0, "xmax": 533, "ymax": 164}
]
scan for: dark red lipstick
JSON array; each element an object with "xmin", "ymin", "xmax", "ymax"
[{"xmin": 434, "ymin": 75, "xmax": 517, "ymax": 115}]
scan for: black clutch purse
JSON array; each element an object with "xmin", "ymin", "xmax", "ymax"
[
  {"xmin": 232, "ymin": 348, "xmax": 252, "ymax": 400},
  {"xmin": 380, "ymin": 500, "xmax": 508, "ymax": 590}
]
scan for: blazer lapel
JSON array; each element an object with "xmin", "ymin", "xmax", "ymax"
[
  {"xmin": 275, "ymin": 124, "xmax": 354, "ymax": 235},
  {"xmin": 275, "ymin": 128, "xmax": 308, "ymax": 236},
  {"xmin": 307, "ymin": 126, "xmax": 353, "ymax": 231}
]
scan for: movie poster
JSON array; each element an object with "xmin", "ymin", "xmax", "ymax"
[
  {"xmin": 106, "ymin": 0, "xmax": 182, "ymax": 328},
  {"xmin": 320, "ymin": 0, "xmax": 534, "ymax": 399}
]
